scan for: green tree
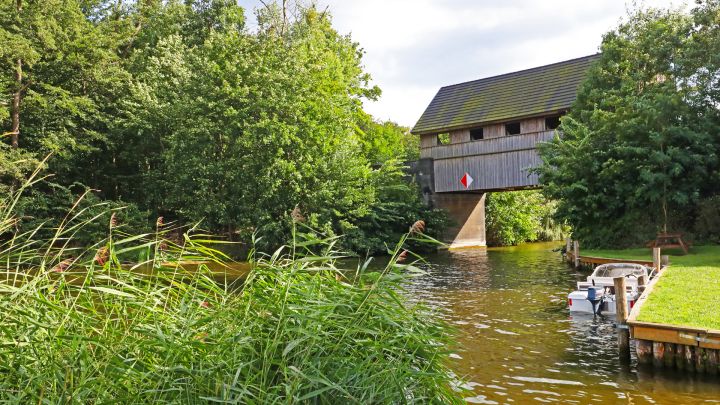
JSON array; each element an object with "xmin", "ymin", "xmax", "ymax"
[
  {"xmin": 538, "ymin": 5, "xmax": 720, "ymax": 247},
  {"xmin": 485, "ymin": 190, "xmax": 565, "ymax": 246},
  {"xmin": 355, "ymin": 112, "xmax": 418, "ymax": 163}
]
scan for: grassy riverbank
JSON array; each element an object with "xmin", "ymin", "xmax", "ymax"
[{"xmin": 583, "ymin": 246, "xmax": 720, "ymax": 330}]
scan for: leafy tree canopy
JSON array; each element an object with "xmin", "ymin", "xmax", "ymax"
[
  {"xmin": 538, "ymin": 2, "xmax": 720, "ymax": 247},
  {"xmin": 0, "ymin": 0, "xmax": 440, "ymax": 254}
]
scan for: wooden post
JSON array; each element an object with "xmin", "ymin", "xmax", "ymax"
[
  {"xmin": 661, "ymin": 255, "xmax": 670, "ymax": 267},
  {"xmin": 676, "ymin": 345, "xmax": 686, "ymax": 371},
  {"xmin": 565, "ymin": 238, "xmax": 572, "ymax": 262},
  {"xmin": 636, "ymin": 340, "xmax": 653, "ymax": 365},
  {"xmin": 685, "ymin": 345, "xmax": 696, "ymax": 373},
  {"xmin": 573, "ymin": 240, "xmax": 580, "ymax": 269},
  {"xmin": 637, "ymin": 275, "xmax": 647, "ymax": 289},
  {"xmin": 652, "ymin": 341, "xmax": 665, "ymax": 368},
  {"xmin": 707, "ymin": 349, "xmax": 719, "ymax": 376},
  {"xmin": 696, "ymin": 348, "xmax": 707, "ymax": 373},
  {"xmin": 614, "ymin": 276, "xmax": 630, "ymax": 362},
  {"xmin": 653, "ymin": 247, "xmax": 661, "ymax": 272},
  {"xmin": 664, "ymin": 343, "xmax": 676, "ymax": 368}
]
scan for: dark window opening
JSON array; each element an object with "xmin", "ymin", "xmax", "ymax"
[
  {"xmin": 437, "ymin": 133, "xmax": 450, "ymax": 145},
  {"xmin": 505, "ymin": 122, "xmax": 521, "ymax": 135},
  {"xmin": 545, "ymin": 115, "xmax": 561, "ymax": 130},
  {"xmin": 470, "ymin": 128, "xmax": 484, "ymax": 141}
]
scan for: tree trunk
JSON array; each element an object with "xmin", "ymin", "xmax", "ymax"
[{"xmin": 10, "ymin": 58, "xmax": 22, "ymax": 149}]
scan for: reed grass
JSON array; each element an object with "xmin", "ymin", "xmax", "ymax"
[{"xmin": 0, "ymin": 168, "xmax": 462, "ymax": 403}]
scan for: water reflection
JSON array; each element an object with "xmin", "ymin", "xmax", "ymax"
[{"xmin": 405, "ymin": 243, "xmax": 720, "ymax": 404}]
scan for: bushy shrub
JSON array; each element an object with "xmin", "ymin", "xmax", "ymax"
[
  {"xmin": 14, "ymin": 183, "xmax": 149, "ymax": 246},
  {"xmin": 694, "ymin": 196, "xmax": 720, "ymax": 244}
]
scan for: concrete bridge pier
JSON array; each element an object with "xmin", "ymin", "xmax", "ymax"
[{"xmin": 433, "ymin": 193, "xmax": 486, "ymax": 249}]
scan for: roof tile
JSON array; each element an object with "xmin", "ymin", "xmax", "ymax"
[{"xmin": 411, "ymin": 54, "xmax": 599, "ymax": 134}]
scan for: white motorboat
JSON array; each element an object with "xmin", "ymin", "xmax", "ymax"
[{"xmin": 568, "ymin": 263, "xmax": 654, "ymax": 315}]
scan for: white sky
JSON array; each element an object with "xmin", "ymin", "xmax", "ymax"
[{"xmin": 238, "ymin": 0, "xmax": 683, "ymax": 127}]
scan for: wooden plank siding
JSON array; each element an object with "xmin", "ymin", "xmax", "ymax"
[
  {"xmin": 450, "ymin": 129, "xmax": 470, "ymax": 143},
  {"xmin": 426, "ymin": 130, "xmax": 555, "ymax": 192}
]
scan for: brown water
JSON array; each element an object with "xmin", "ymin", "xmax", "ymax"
[{"xmin": 406, "ymin": 242, "xmax": 720, "ymax": 404}]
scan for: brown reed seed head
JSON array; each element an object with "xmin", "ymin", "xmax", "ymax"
[
  {"xmin": 156, "ymin": 216, "xmax": 164, "ymax": 227},
  {"xmin": 51, "ymin": 258, "xmax": 73, "ymax": 273},
  {"xmin": 200, "ymin": 301, "xmax": 211, "ymax": 308},
  {"xmin": 397, "ymin": 250, "xmax": 409, "ymax": 263},
  {"xmin": 109, "ymin": 213, "xmax": 118, "ymax": 229},
  {"xmin": 409, "ymin": 220, "xmax": 426, "ymax": 234},
  {"xmin": 290, "ymin": 205, "xmax": 305, "ymax": 223},
  {"xmin": 95, "ymin": 246, "xmax": 110, "ymax": 266}
]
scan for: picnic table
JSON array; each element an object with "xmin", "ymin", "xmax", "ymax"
[{"xmin": 647, "ymin": 232, "xmax": 690, "ymax": 254}]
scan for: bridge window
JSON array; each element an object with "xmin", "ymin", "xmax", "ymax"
[
  {"xmin": 545, "ymin": 115, "xmax": 561, "ymax": 130},
  {"xmin": 505, "ymin": 122, "xmax": 521, "ymax": 135},
  {"xmin": 470, "ymin": 128, "xmax": 484, "ymax": 141},
  {"xmin": 437, "ymin": 132, "xmax": 450, "ymax": 145}
]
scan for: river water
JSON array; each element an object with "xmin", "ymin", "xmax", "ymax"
[{"xmin": 407, "ymin": 242, "xmax": 720, "ymax": 404}]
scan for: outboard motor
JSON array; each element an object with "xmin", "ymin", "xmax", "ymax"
[{"xmin": 587, "ymin": 280, "xmax": 603, "ymax": 315}]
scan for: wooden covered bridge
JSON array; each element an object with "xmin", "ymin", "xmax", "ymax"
[{"xmin": 411, "ymin": 54, "xmax": 599, "ymax": 248}]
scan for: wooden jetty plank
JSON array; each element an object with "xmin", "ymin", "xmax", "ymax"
[
  {"xmin": 632, "ymin": 325, "xmax": 699, "ymax": 346},
  {"xmin": 698, "ymin": 331, "xmax": 720, "ymax": 350}
]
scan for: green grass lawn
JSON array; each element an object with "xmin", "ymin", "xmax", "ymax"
[{"xmin": 583, "ymin": 245, "xmax": 720, "ymax": 330}]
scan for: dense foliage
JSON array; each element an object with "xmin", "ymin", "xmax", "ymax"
[
  {"xmin": 0, "ymin": 0, "xmax": 439, "ymax": 255},
  {"xmin": 485, "ymin": 190, "xmax": 567, "ymax": 247},
  {"xmin": 538, "ymin": 2, "xmax": 720, "ymax": 247},
  {"xmin": 0, "ymin": 179, "xmax": 462, "ymax": 403}
]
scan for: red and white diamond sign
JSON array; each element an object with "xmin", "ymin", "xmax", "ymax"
[{"xmin": 460, "ymin": 172, "xmax": 473, "ymax": 189}]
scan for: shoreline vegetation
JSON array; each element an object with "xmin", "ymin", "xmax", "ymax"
[
  {"xmin": 0, "ymin": 176, "xmax": 465, "ymax": 402},
  {"xmin": 583, "ymin": 246, "xmax": 720, "ymax": 330}
]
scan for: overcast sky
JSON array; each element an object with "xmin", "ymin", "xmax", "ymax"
[{"xmin": 238, "ymin": 0, "xmax": 682, "ymax": 128}]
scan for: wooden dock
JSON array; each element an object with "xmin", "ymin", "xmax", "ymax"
[
  {"xmin": 566, "ymin": 252, "xmax": 654, "ymax": 269},
  {"xmin": 627, "ymin": 268, "xmax": 720, "ymax": 374},
  {"xmin": 564, "ymin": 240, "xmax": 718, "ymax": 374},
  {"xmin": 563, "ymin": 239, "xmax": 656, "ymax": 270}
]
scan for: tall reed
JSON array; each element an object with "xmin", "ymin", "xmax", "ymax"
[{"xmin": 0, "ymin": 171, "xmax": 462, "ymax": 403}]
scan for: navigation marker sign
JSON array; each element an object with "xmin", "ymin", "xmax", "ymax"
[{"xmin": 460, "ymin": 172, "xmax": 473, "ymax": 189}]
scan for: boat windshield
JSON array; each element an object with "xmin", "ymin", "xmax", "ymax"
[{"xmin": 592, "ymin": 264, "xmax": 647, "ymax": 278}]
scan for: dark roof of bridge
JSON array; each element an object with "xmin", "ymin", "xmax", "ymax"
[{"xmin": 411, "ymin": 54, "xmax": 600, "ymax": 135}]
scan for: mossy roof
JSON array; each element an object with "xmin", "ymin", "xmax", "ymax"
[{"xmin": 411, "ymin": 54, "xmax": 600, "ymax": 135}]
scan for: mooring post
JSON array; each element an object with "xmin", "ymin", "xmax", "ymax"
[
  {"xmin": 614, "ymin": 276, "xmax": 630, "ymax": 362},
  {"xmin": 565, "ymin": 238, "xmax": 572, "ymax": 262},
  {"xmin": 653, "ymin": 247, "xmax": 661, "ymax": 272},
  {"xmin": 573, "ymin": 240, "xmax": 580, "ymax": 269},
  {"xmin": 637, "ymin": 274, "xmax": 647, "ymax": 289}
]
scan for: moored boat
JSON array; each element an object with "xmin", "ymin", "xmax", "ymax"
[{"xmin": 568, "ymin": 263, "xmax": 654, "ymax": 315}]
